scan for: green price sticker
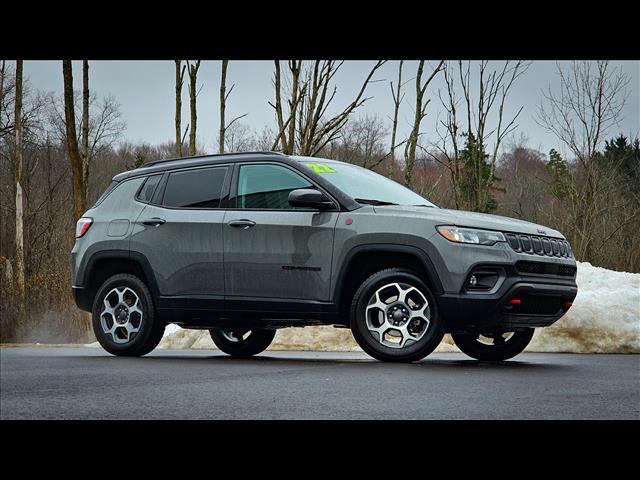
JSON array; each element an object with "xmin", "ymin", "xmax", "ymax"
[{"xmin": 306, "ymin": 163, "xmax": 335, "ymax": 173}]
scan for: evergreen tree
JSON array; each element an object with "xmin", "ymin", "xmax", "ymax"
[
  {"xmin": 459, "ymin": 133, "xmax": 500, "ymax": 213},
  {"xmin": 546, "ymin": 148, "xmax": 576, "ymax": 201}
]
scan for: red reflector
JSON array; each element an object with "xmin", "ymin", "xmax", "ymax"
[
  {"xmin": 508, "ymin": 298, "xmax": 522, "ymax": 305},
  {"xmin": 563, "ymin": 301, "xmax": 573, "ymax": 309},
  {"xmin": 345, "ymin": 217, "xmax": 353, "ymax": 225}
]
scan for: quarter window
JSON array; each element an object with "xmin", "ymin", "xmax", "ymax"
[
  {"xmin": 236, "ymin": 164, "xmax": 313, "ymax": 209},
  {"xmin": 162, "ymin": 167, "xmax": 228, "ymax": 208},
  {"xmin": 136, "ymin": 174, "xmax": 162, "ymax": 203}
]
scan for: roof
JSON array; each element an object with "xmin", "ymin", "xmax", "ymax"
[
  {"xmin": 110, "ymin": 150, "xmax": 361, "ymax": 211},
  {"xmin": 112, "ymin": 151, "xmax": 288, "ymax": 182}
]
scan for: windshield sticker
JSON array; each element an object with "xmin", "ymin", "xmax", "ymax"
[{"xmin": 306, "ymin": 163, "xmax": 335, "ymax": 173}]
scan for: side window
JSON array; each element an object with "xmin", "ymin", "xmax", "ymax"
[
  {"xmin": 236, "ymin": 164, "xmax": 313, "ymax": 210},
  {"xmin": 136, "ymin": 174, "xmax": 162, "ymax": 203},
  {"xmin": 162, "ymin": 167, "xmax": 228, "ymax": 208}
]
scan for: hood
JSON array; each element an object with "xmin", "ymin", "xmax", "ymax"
[{"xmin": 374, "ymin": 206, "xmax": 565, "ymax": 239}]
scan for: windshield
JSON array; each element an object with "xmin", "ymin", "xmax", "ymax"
[{"xmin": 299, "ymin": 159, "xmax": 437, "ymax": 207}]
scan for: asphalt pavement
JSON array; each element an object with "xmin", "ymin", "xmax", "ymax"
[{"xmin": 1, "ymin": 347, "xmax": 638, "ymax": 419}]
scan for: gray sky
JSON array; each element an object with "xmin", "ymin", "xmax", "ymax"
[{"xmin": 21, "ymin": 60, "xmax": 640, "ymax": 159}]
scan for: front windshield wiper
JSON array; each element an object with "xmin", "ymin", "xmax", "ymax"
[
  {"xmin": 411, "ymin": 204, "xmax": 436, "ymax": 208},
  {"xmin": 354, "ymin": 198, "xmax": 398, "ymax": 206}
]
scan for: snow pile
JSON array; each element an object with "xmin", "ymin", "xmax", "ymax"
[
  {"xmin": 158, "ymin": 261, "xmax": 639, "ymax": 353},
  {"xmin": 527, "ymin": 262, "xmax": 639, "ymax": 353}
]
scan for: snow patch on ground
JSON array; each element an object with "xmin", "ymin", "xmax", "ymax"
[
  {"xmin": 158, "ymin": 261, "xmax": 639, "ymax": 353},
  {"xmin": 527, "ymin": 262, "xmax": 639, "ymax": 353}
]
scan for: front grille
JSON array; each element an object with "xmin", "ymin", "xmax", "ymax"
[
  {"xmin": 505, "ymin": 233, "xmax": 573, "ymax": 258},
  {"xmin": 516, "ymin": 261, "xmax": 577, "ymax": 277}
]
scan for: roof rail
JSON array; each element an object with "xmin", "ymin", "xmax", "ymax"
[{"xmin": 140, "ymin": 151, "xmax": 286, "ymax": 168}]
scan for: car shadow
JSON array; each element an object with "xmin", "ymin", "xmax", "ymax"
[{"xmin": 93, "ymin": 351, "xmax": 570, "ymax": 371}]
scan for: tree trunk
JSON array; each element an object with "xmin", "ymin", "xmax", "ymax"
[
  {"xmin": 174, "ymin": 60, "xmax": 185, "ymax": 157},
  {"xmin": 271, "ymin": 61, "xmax": 287, "ymax": 152},
  {"xmin": 389, "ymin": 60, "xmax": 403, "ymax": 177},
  {"xmin": 13, "ymin": 60, "xmax": 25, "ymax": 321},
  {"xmin": 62, "ymin": 60, "xmax": 85, "ymax": 221},
  {"xmin": 405, "ymin": 61, "xmax": 425, "ymax": 188},
  {"xmin": 81, "ymin": 60, "xmax": 89, "ymax": 203},
  {"xmin": 188, "ymin": 60, "xmax": 201, "ymax": 156},
  {"xmin": 286, "ymin": 60, "xmax": 301, "ymax": 154},
  {"xmin": 219, "ymin": 60, "xmax": 228, "ymax": 153},
  {"xmin": 0, "ymin": 61, "xmax": 5, "ymax": 132}
]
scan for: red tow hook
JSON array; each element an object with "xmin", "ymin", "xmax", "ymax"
[
  {"xmin": 507, "ymin": 298, "xmax": 522, "ymax": 305},
  {"xmin": 563, "ymin": 300, "xmax": 573, "ymax": 310}
]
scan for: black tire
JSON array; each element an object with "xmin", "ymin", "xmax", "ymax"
[
  {"xmin": 451, "ymin": 328, "xmax": 534, "ymax": 361},
  {"xmin": 92, "ymin": 273, "xmax": 165, "ymax": 357},
  {"xmin": 209, "ymin": 328, "xmax": 276, "ymax": 357},
  {"xmin": 350, "ymin": 268, "xmax": 445, "ymax": 362}
]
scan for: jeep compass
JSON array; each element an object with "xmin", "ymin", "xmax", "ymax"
[{"xmin": 72, "ymin": 152, "xmax": 578, "ymax": 362}]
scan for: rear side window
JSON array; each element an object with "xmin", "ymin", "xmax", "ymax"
[
  {"xmin": 136, "ymin": 174, "xmax": 162, "ymax": 203},
  {"xmin": 237, "ymin": 164, "xmax": 312, "ymax": 209},
  {"xmin": 162, "ymin": 167, "xmax": 228, "ymax": 208}
]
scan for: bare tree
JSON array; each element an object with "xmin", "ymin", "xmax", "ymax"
[
  {"xmin": 222, "ymin": 122, "xmax": 256, "ymax": 152},
  {"xmin": 270, "ymin": 60, "xmax": 386, "ymax": 156},
  {"xmin": 325, "ymin": 114, "xmax": 389, "ymax": 169},
  {"xmin": 429, "ymin": 60, "xmax": 530, "ymax": 211},
  {"xmin": 537, "ymin": 61, "xmax": 630, "ymax": 258},
  {"xmin": 218, "ymin": 60, "xmax": 247, "ymax": 153},
  {"xmin": 404, "ymin": 60, "xmax": 444, "ymax": 187},
  {"xmin": 62, "ymin": 60, "xmax": 85, "ymax": 220},
  {"xmin": 187, "ymin": 60, "xmax": 201, "ymax": 156},
  {"xmin": 0, "ymin": 61, "xmax": 7, "ymax": 137},
  {"xmin": 1, "ymin": 60, "xmax": 16, "ymax": 139},
  {"xmin": 81, "ymin": 60, "xmax": 89, "ymax": 202},
  {"xmin": 48, "ymin": 90, "xmax": 125, "ymax": 206},
  {"xmin": 174, "ymin": 60, "xmax": 186, "ymax": 157},
  {"xmin": 13, "ymin": 60, "xmax": 25, "ymax": 319},
  {"xmin": 388, "ymin": 60, "xmax": 405, "ymax": 176}
]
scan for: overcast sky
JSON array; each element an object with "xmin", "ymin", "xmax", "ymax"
[{"xmin": 21, "ymin": 60, "xmax": 640, "ymax": 159}]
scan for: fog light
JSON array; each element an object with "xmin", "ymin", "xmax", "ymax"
[{"xmin": 465, "ymin": 269, "xmax": 500, "ymax": 291}]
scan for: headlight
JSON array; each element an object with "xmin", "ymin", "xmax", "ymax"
[{"xmin": 437, "ymin": 226, "xmax": 506, "ymax": 246}]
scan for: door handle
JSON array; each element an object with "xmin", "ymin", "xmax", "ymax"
[
  {"xmin": 228, "ymin": 219, "xmax": 256, "ymax": 229},
  {"xmin": 142, "ymin": 217, "xmax": 166, "ymax": 226}
]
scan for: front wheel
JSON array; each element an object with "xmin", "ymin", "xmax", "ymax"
[
  {"xmin": 209, "ymin": 328, "xmax": 276, "ymax": 357},
  {"xmin": 451, "ymin": 328, "xmax": 534, "ymax": 361},
  {"xmin": 350, "ymin": 268, "xmax": 445, "ymax": 362}
]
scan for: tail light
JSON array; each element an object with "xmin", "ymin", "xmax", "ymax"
[{"xmin": 75, "ymin": 217, "xmax": 93, "ymax": 238}]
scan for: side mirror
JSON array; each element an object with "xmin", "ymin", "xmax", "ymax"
[{"xmin": 288, "ymin": 188, "xmax": 335, "ymax": 210}]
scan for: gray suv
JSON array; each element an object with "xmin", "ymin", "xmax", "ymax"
[{"xmin": 72, "ymin": 152, "xmax": 577, "ymax": 362}]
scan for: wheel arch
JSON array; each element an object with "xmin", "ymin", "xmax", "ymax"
[
  {"xmin": 332, "ymin": 244, "xmax": 443, "ymax": 325},
  {"xmin": 79, "ymin": 250, "xmax": 160, "ymax": 310}
]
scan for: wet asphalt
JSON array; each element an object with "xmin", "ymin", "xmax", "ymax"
[{"xmin": 1, "ymin": 347, "xmax": 638, "ymax": 419}]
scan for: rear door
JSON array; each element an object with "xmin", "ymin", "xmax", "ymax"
[
  {"xmin": 130, "ymin": 165, "xmax": 230, "ymax": 302},
  {"xmin": 223, "ymin": 162, "xmax": 339, "ymax": 304}
]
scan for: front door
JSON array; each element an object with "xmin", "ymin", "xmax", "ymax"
[{"xmin": 223, "ymin": 163, "xmax": 338, "ymax": 303}]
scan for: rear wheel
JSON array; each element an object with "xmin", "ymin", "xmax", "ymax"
[
  {"xmin": 451, "ymin": 328, "xmax": 534, "ymax": 361},
  {"xmin": 92, "ymin": 273, "xmax": 165, "ymax": 356},
  {"xmin": 209, "ymin": 328, "xmax": 276, "ymax": 357}
]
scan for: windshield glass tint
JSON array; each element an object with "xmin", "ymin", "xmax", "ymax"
[{"xmin": 301, "ymin": 160, "xmax": 436, "ymax": 207}]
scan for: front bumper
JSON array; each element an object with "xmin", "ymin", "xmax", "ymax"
[{"xmin": 438, "ymin": 273, "xmax": 577, "ymax": 333}]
